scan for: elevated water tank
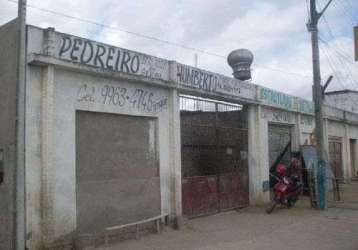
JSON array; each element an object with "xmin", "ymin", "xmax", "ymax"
[{"xmin": 227, "ymin": 49, "xmax": 254, "ymax": 81}]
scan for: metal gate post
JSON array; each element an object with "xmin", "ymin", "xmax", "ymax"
[{"xmin": 215, "ymin": 103, "xmax": 221, "ymax": 212}]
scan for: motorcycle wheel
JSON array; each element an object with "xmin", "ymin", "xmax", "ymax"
[
  {"xmin": 287, "ymin": 198, "xmax": 297, "ymax": 208},
  {"xmin": 266, "ymin": 200, "xmax": 277, "ymax": 214},
  {"xmin": 287, "ymin": 200, "xmax": 292, "ymax": 208}
]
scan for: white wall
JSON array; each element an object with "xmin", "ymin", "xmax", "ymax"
[
  {"xmin": 248, "ymin": 105, "xmax": 269, "ymax": 204},
  {"xmin": 23, "ymin": 24, "xmax": 358, "ymax": 249},
  {"xmin": 0, "ymin": 19, "xmax": 18, "ymax": 250},
  {"xmin": 25, "ymin": 65, "xmax": 43, "ymax": 250},
  {"xmin": 325, "ymin": 92, "xmax": 358, "ymax": 114},
  {"xmin": 26, "ymin": 66, "xmax": 177, "ymax": 247},
  {"xmin": 248, "ymin": 106, "xmax": 300, "ymax": 204}
]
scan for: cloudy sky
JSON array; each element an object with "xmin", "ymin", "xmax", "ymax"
[{"xmin": 1, "ymin": 0, "xmax": 357, "ymax": 99}]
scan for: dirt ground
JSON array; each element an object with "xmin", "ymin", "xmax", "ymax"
[{"xmin": 102, "ymin": 183, "xmax": 358, "ymax": 250}]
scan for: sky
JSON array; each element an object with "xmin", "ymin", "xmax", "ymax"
[{"xmin": 1, "ymin": 0, "xmax": 357, "ymax": 100}]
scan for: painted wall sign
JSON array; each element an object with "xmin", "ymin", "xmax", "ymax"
[
  {"xmin": 297, "ymin": 99, "xmax": 314, "ymax": 114},
  {"xmin": 55, "ymin": 33, "xmax": 169, "ymax": 80},
  {"xmin": 259, "ymin": 87, "xmax": 294, "ymax": 110},
  {"xmin": 76, "ymin": 83, "xmax": 168, "ymax": 114},
  {"xmin": 175, "ymin": 63, "xmax": 256, "ymax": 100},
  {"xmin": 44, "ymin": 30, "xmax": 316, "ymax": 115},
  {"xmin": 262, "ymin": 107, "xmax": 295, "ymax": 124},
  {"xmin": 259, "ymin": 87, "xmax": 314, "ymax": 115}
]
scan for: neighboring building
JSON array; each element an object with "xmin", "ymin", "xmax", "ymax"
[
  {"xmin": 1, "ymin": 19, "xmax": 358, "ymax": 249},
  {"xmin": 325, "ymin": 89, "xmax": 358, "ymax": 114}
]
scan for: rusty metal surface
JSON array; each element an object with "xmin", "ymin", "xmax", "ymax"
[
  {"xmin": 180, "ymin": 96, "xmax": 249, "ymax": 218},
  {"xmin": 182, "ymin": 176, "xmax": 219, "ymax": 217},
  {"xmin": 182, "ymin": 172, "xmax": 249, "ymax": 218},
  {"xmin": 219, "ymin": 172, "xmax": 249, "ymax": 211}
]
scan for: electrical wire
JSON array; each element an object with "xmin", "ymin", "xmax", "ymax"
[
  {"xmin": 320, "ymin": 44, "xmax": 358, "ymax": 109},
  {"xmin": 7, "ymin": 0, "xmax": 226, "ymax": 58},
  {"xmin": 320, "ymin": 43, "xmax": 349, "ymax": 89},
  {"xmin": 315, "ymin": 1, "xmax": 357, "ymax": 91},
  {"xmin": 331, "ymin": 0, "xmax": 357, "ymax": 26},
  {"xmin": 7, "ymin": 0, "xmax": 313, "ymax": 81},
  {"xmin": 341, "ymin": 0, "xmax": 358, "ymax": 24},
  {"xmin": 320, "ymin": 37, "xmax": 358, "ymax": 91}
]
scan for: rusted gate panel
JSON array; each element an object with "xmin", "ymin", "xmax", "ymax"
[
  {"xmin": 182, "ymin": 176, "xmax": 219, "ymax": 217},
  {"xmin": 219, "ymin": 172, "xmax": 249, "ymax": 211},
  {"xmin": 182, "ymin": 172, "xmax": 249, "ymax": 217},
  {"xmin": 180, "ymin": 95, "xmax": 249, "ymax": 218}
]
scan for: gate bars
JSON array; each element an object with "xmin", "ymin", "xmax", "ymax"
[{"xmin": 180, "ymin": 95, "xmax": 249, "ymax": 217}]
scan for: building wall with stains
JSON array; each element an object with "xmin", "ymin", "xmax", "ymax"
[
  {"xmin": 25, "ymin": 26, "xmax": 181, "ymax": 249},
  {"xmin": 325, "ymin": 91, "xmax": 358, "ymax": 114},
  {"xmin": 0, "ymin": 19, "xmax": 18, "ymax": 250},
  {"xmin": 2, "ymin": 22, "xmax": 358, "ymax": 249}
]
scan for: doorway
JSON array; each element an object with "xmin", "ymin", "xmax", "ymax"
[
  {"xmin": 350, "ymin": 139, "xmax": 357, "ymax": 178},
  {"xmin": 180, "ymin": 95, "xmax": 249, "ymax": 218},
  {"xmin": 268, "ymin": 124, "xmax": 292, "ymax": 190},
  {"xmin": 76, "ymin": 111, "xmax": 160, "ymax": 234},
  {"xmin": 329, "ymin": 137, "xmax": 343, "ymax": 180}
]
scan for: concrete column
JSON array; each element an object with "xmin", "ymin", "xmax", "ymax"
[
  {"xmin": 353, "ymin": 140, "xmax": 358, "ymax": 178},
  {"xmin": 41, "ymin": 65, "xmax": 55, "ymax": 245},
  {"xmin": 323, "ymin": 118, "xmax": 329, "ymax": 161},
  {"xmin": 248, "ymin": 104, "xmax": 270, "ymax": 205},
  {"xmin": 291, "ymin": 113, "xmax": 301, "ymax": 152},
  {"xmin": 169, "ymin": 89, "xmax": 182, "ymax": 227},
  {"xmin": 343, "ymin": 124, "xmax": 351, "ymax": 179},
  {"xmin": 40, "ymin": 31, "xmax": 57, "ymax": 246}
]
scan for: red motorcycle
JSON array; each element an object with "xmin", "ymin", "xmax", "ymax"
[{"xmin": 266, "ymin": 163, "xmax": 303, "ymax": 214}]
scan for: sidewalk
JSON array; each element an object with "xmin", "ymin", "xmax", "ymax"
[{"xmin": 102, "ymin": 197, "xmax": 358, "ymax": 250}]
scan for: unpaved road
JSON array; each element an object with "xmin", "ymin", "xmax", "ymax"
[{"xmin": 104, "ymin": 198, "xmax": 358, "ymax": 250}]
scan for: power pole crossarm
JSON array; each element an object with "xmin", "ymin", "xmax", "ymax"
[
  {"xmin": 317, "ymin": 0, "xmax": 334, "ymax": 19},
  {"xmin": 308, "ymin": 0, "xmax": 334, "ymax": 27},
  {"xmin": 323, "ymin": 75, "xmax": 333, "ymax": 94}
]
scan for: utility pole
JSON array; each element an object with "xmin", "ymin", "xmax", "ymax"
[
  {"xmin": 16, "ymin": 0, "xmax": 27, "ymax": 249},
  {"xmin": 307, "ymin": 0, "xmax": 333, "ymax": 210}
]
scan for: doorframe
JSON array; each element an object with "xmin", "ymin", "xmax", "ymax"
[{"xmin": 328, "ymin": 136, "xmax": 343, "ymax": 179}]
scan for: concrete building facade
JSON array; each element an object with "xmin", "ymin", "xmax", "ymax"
[
  {"xmin": 325, "ymin": 90, "xmax": 358, "ymax": 114},
  {"xmin": 1, "ymin": 20, "xmax": 358, "ymax": 249}
]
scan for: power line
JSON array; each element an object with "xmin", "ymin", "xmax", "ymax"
[
  {"xmin": 316, "ymin": 12, "xmax": 353, "ymax": 64},
  {"xmin": 7, "ymin": 0, "xmax": 226, "ymax": 58},
  {"xmin": 319, "ymin": 36, "xmax": 353, "ymax": 64},
  {"xmin": 253, "ymin": 64, "xmax": 311, "ymax": 78},
  {"xmin": 319, "ymin": 36, "xmax": 358, "ymax": 90},
  {"xmin": 320, "ymin": 43, "xmax": 350, "ymax": 89},
  {"xmin": 8, "ymin": 0, "xmax": 313, "ymax": 80},
  {"xmin": 341, "ymin": 0, "xmax": 358, "ymax": 24},
  {"xmin": 318, "ymin": 34, "xmax": 356, "ymax": 72},
  {"xmin": 320, "ymin": 38, "xmax": 355, "ymax": 84},
  {"xmin": 330, "ymin": 0, "xmax": 357, "ymax": 26},
  {"xmin": 320, "ymin": 44, "xmax": 358, "ymax": 108}
]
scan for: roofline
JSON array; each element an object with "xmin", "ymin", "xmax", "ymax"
[{"xmin": 325, "ymin": 89, "xmax": 358, "ymax": 95}]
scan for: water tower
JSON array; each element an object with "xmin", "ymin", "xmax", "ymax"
[{"xmin": 227, "ymin": 49, "xmax": 254, "ymax": 81}]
